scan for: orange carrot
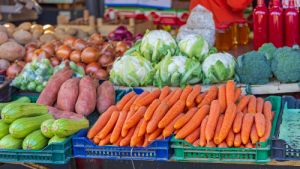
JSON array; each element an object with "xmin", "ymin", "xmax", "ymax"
[
  {"xmin": 130, "ymin": 119, "xmax": 144, "ymax": 147},
  {"xmin": 167, "ymin": 89, "xmax": 183, "ymax": 108},
  {"xmin": 255, "ymin": 113, "xmax": 265, "ymax": 137},
  {"xmin": 87, "ymin": 106, "xmax": 118, "ymax": 139},
  {"xmin": 93, "ymin": 135, "xmax": 101, "ymax": 144},
  {"xmin": 117, "ymin": 92, "xmax": 136, "ymax": 111},
  {"xmin": 206, "ymin": 140, "xmax": 216, "ymax": 147},
  {"xmin": 156, "ymin": 134, "xmax": 164, "ymax": 140},
  {"xmin": 241, "ymin": 113, "xmax": 254, "ymax": 144},
  {"xmin": 196, "ymin": 91, "xmax": 209, "ymax": 104},
  {"xmin": 271, "ymin": 111, "xmax": 275, "ymax": 123},
  {"xmin": 187, "ymin": 101, "xmax": 196, "ymax": 110},
  {"xmin": 110, "ymin": 111, "xmax": 127, "ymax": 143},
  {"xmin": 174, "ymin": 107, "xmax": 198, "ymax": 129},
  {"xmin": 218, "ymin": 85, "xmax": 227, "ymax": 113},
  {"xmin": 213, "ymin": 114, "xmax": 225, "ymax": 145},
  {"xmin": 259, "ymin": 119, "xmax": 272, "ymax": 142},
  {"xmin": 144, "ymin": 99, "xmax": 161, "ymax": 121},
  {"xmin": 236, "ymin": 95, "xmax": 250, "ymax": 112},
  {"xmin": 218, "ymin": 141, "xmax": 228, "ymax": 148},
  {"xmin": 162, "ymin": 90, "xmax": 176, "ymax": 103},
  {"xmin": 130, "ymin": 91, "xmax": 150, "ymax": 111},
  {"xmin": 149, "ymin": 127, "xmax": 163, "ymax": 141},
  {"xmin": 175, "ymin": 105, "xmax": 210, "ymax": 140},
  {"xmin": 121, "ymin": 110, "xmax": 135, "ymax": 137},
  {"xmin": 219, "ymin": 103, "xmax": 237, "ymax": 143},
  {"xmin": 159, "ymin": 86, "xmax": 170, "ymax": 101},
  {"xmin": 158, "ymin": 100, "xmax": 185, "ymax": 128},
  {"xmin": 99, "ymin": 111, "xmax": 120, "ymax": 139},
  {"xmin": 163, "ymin": 113, "xmax": 184, "ymax": 138},
  {"xmin": 239, "ymin": 145, "xmax": 245, "ymax": 148},
  {"xmin": 113, "ymin": 136, "xmax": 123, "ymax": 146},
  {"xmin": 226, "ymin": 80, "xmax": 235, "ymax": 106},
  {"xmin": 120, "ymin": 126, "xmax": 136, "ymax": 147},
  {"xmin": 234, "ymin": 132, "xmax": 242, "ymax": 147},
  {"xmin": 199, "ymin": 116, "xmax": 208, "ymax": 147},
  {"xmin": 245, "ymin": 141, "xmax": 253, "ymax": 148},
  {"xmin": 250, "ymin": 123, "xmax": 259, "ymax": 144},
  {"xmin": 136, "ymin": 137, "xmax": 144, "ymax": 147},
  {"xmin": 184, "ymin": 127, "xmax": 200, "ymax": 144},
  {"xmin": 205, "ymin": 100, "xmax": 221, "ymax": 141},
  {"xmin": 99, "ymin": 133, "xmax": 112, "ymax": 146},
  {"xmin": 248, "ymin": 95, "xmax": 256, "ymax": 115},
  {"xmin": 256, "ymin": 97, "xmax": 264, "ymax": 114},
  {"xmin": 233, "ymin": 111, "xmax": 244, "ymax": 133},
  {"xmin": 124, "ymin": 106, "xmax": 147, "ymax": 129},
  {"xmin": 174, "ymin": 129, "xmax": 180, "ymax": 134},
  {"xmin": 243, "ymin": 106, "xmax": 248, "ymax": 115},
  {"xmin": 263, "ymin": 101, "xmax": 272, "ymax": 120},
  {"xmin": 147, "ymin": 102, "xmax": 169, "ymax": 134},
  {"xmin": 238, "ymin": 95, "xmax": 246, "ymax": 102},
  {"xmin": 186, "ymin": 85, "xmax": 201, "ymax": 107},
  {"xmin": 234, "ymin": 88, "xmax": 242, "ymax": 103},
  {"xmin": 192, "ymin": 139, "xmax": 200, "ymax": 147},
  {"xmin": 135, "ymin": 89, "xmax": 161, "ymax": 111},
  {"xmin": 184, "ymin": 106, "xmax": 189, "ymax": 113},
  {"xmin": 226, "ymin": 128, "xmax": 235, "ymax": 147},
  {"xmin": 180, "ymin": 85, "xmax": 193, "ymax": 101},
  {"xmin": 143, "ymin": 133, "xmax": 150, "ymax": 147},
  {"xmin": 122, "ymin": 95, "xmax": 138, "ymax": 112},
  {"xmin": 198, "ymin": 86, "xmax": 218, "ymax": 108},
  {"xmin": 138, "ymin": 118, "xmax": 148, "ymax": 137}
]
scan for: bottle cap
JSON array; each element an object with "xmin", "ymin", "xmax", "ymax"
[
  {"xmin": 235, "ymin": 20, "xmax": 247, "ymax": 24},
  {"xmin": 257, "ymin": 0, "xmax": 265, "ymax": 5},
  {"xmin": 273, "ymin": 0, "xmax": 280, "ymax": 7},
  {"xmin": 216, "ymin": 24, "xmax": 228, "ymax": 29}
]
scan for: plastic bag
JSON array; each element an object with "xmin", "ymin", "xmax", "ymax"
[{"xmin": 54, "ymin": 61, "xmax": 85, "ymax": 78}]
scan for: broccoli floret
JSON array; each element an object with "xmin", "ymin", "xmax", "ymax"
[
  {"xmin": 258, "ymin": 43, "xmax": 277, "ymax": 59},
  {"xmin": 271, "ymin": 45, "xmax": 300, "ymax": 83},
  {"xmin": 235, "ymin": 51, "xmax": 272, "ymax": 85}
]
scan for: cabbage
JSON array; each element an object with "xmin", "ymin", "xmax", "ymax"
[
  {"xmin": 110, "ymin": 53, "xmax": 155, "ymax": 87},
  {"xmin": 202, "ymin": 52, "xmax": 236, "ymax": 84},
  {"xmin": 140, "ymin": 30, "xmax": 177, "ymax": 63},
  {"xmin": 154, "ymin": 51, "xmax": 202, "ymax": 88}
]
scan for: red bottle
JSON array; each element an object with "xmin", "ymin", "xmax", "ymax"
[
  {"xmin": 254, "ymin": 0, "xmax": 268, "ymax": 50},
  {"xmin": 268, "ymin": 0, "xmax": 284, "ymax": 48},
  {"xmin": 284, "ymin": 0, "xmax": 299, "ymax": 47},
  {"xmin": 268, "ymin": 0, "xmax": 273, "ymax": 9}
]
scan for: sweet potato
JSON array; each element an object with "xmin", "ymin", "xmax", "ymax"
[
  {"xmin": 92, "ymin": 78, "xmax": 100, "ymax": 89},
  {"xmin": 48, "ymin": 61, "xmax": 70, "ymax": 83},
  {"xmin": 0, "ymin": 42, "xmax": 25, "ymax": 62},
  {"xmin": 97, "ymin": 81, "xmax": 116, "ymax": 114},
  {"xmin": 57, "ymin": 77, "xmax": 81, "ymax": 112},
  {"xmin": 0, "ymin": 31, "xmax": 8, "ymax": 45},
  {"xmin": 75, "ymin": 76, "xmax": 97, "ymax": 116},
  {"xmin": 53, "ymin": 102, "xmax": 59, "ymax": 109},
  {"xmin": 47, "ymin": 106, "xmax": 86, "ymax": 120}
]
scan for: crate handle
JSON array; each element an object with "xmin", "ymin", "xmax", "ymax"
[{"xmin": 130, "ymin": 147, "xmax": 136, "ymax": 169}]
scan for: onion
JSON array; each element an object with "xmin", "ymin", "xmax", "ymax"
[
  {"xmin": 50, "ymin": 57, "xmax": 61, "ymax": 67},
  {"xmin": 85, "ymin": 62, "xmax": 102, "ymax": 75},
  {"xmin": 32, "ymin": 49, "xmax": 51, "ymax": 61},
  {"xmin": 76, "ymin": 62, "xmax": 86, "ymax": 70},
  {"xmin": 56, "ymin": 45, "xmax": 72, "ymax": 60},
  {"xmin": 17, "ymin": 61, "xmax": 26, "ymax": 67},
  {"xmin": 6, "ymin": 60, "xmax": 23, "ymax": 78},
  {"xmin": 70, "ymin": 50, "xmax": 81, "ymax": 63},
  {"xmin": 115, "ymin": 41, "xmax": 128, "ymax": 57},
  {"xmin": 94, "ymin": 69, "xmax": 108, "ymax": 79},
  {"xmin": 72, "ymin": 39, "xmax": 89, "ymax": 51},
  {"xmin": 108, "ymin": 31, "xmax": 116, "ymax": 39},
  {"xmin": 101, "ymin": 43, "xmax": 115, "ymax": 58},
  {"xmin": 81, "ymin": 47, "xmax": 100, "ymax": 64},
  {"xmin": 125, "ymin": 31, "xmax": 133, "ymax": 38},
  {"xmin": 114, "ymin": 25, "xmax": 127, "ymax": 39},
  {"xmin": 123, "ymin": 37, "xmax": 133, "ymax": 42},
  {"xmin": 106, "ymin": 62, "xmax": 114, "ymax": 74},
  {"xmin": 63, "ymin": 36, "xmax": 77, "ymax": 46},
  {"xmin": 51, "ymin": 40, "xmax": 63, "ymax": 51},
  {"xmin": 25, "ymin": 43, "xmax": 38, "ymax": 51},
  {"xmin": 111, "ymin": 36, "xmax": 122, "ymax": 42},
  {"xmin": 125, "ymin": 41, "xmax": 132, "ymax": 48},
  {"xmin": 89, "ymin": 34, "xmax": 104, "ymax": 46},
  {"xmin": 41, "ymin": 44, "xmax": 55, "ymax": 56},
  {"xmin": 25, "ymin": 49, "xmax": 35, "ymax": 63},
  {"xmin": 134, "ymin": 33, "xmax": 143, "ymax": 42},
  {"xmin": 98, "ymin": 54, "xmax": 113, "ymax": 68}
]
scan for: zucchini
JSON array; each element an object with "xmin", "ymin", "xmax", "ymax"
[
  {"xmin": 1, "ymin": 103, "xmax": 48, "ymax": 123},
  {"xmin": 0, "ymin": 96, "xmax": 31, "ymax": 111},
  {"xmin": 23, "ymin": 130, "xmax": 49, "ymax": 150},
  {"xmin": 48, "ymin": 135, "xmax": 67, "ymax": 145},
  {"xmin": 41, "ymin": 119, "xmax": 55, "ymax": 138},
  {"xmin": 10, "ymin": 114, "xmax": 54, "ymax": 138},
  {"xmin": 0, "ymin": 120, "xmax": 10, "ymax": 139},
  {"xmin": 52, "ymin": 118, "xmax": 89, "ymax": 137},
  {"xmin": 0, "ymin": 134, "xmax": 23, "ymax": 149}
]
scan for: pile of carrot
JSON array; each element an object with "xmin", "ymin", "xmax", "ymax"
[{"xmin": 86, "ymin": 80, "xmax": 274, "ymax": 148}]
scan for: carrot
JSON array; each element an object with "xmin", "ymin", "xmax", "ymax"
[
  {"xmin": 158, "ymin": 100, "xmax": 185, "ymax": 128},
  {"xmin": 122, "ymin": 95, "xmax": 138, "ymax": 112},
  {"xmin": 174, "ymin": 129, "xmax": 180, "ymax": 134},
  {"xmin": 135, "ymin": 89, "xmax": 161, "ymax": 111},
  {"xmin": 147, "ymin": 102, "xmax": 169, "ymax": 133},
  {"xmin": 187, "ymin": 101, "xmax": 196, "ymax": 110},
  {"xmin": 236, "ymin": 95, "xmax": 250, "ymax": 112},
  {"xmin": 180, "ymin": 85, "xmax": 193, "ymax": 101},
  {"xmin": 130, "ymin": 119, "xmax": 144, "ymax": 147},
  {"xmin": 192, "ymin": 139, "xmax": 200, "ymax": 147},
  {"xmin": 117, "ymin": 92, "xmax": 136, "ymax": 111},
  {"xmin": 136, "ymin": 137, "xmax": 144, "ymax": 147},
  {"xmin": 245, "ymin": 141, "xmax": 253, "ymax": 148},
  {"xmin": 175, "ymin": 105, "xmax": 210, "ymax": 140},
  {"xmin": 183, "ymin": 106, "xmax": 189, "ymax": 113},
  {"xmin": 162, "ymin": 90, "xmax": 176, "ymax": 103},
  {"xmin": 198, "ymin": 86, "xmax": 218, "ymax": 108},
  {"xmin": 234, "ymin": 132, "xmax": 242, "ymax": 147},
  {"xmin": 99, "ymin": 133, "xmax": 112, "ymax": 146},
  {"xmin": 219, "ymin": 103, "xmax": 237, "ymax": 143},
  {"xmin": 226, "ymin": 128, "xmax": 235, "ymax": 147},
  {"xmin": 143, "ymin": 133, "xmax": 150, "ymax": 147},
  {"xmin": 184, "ymin": 127, "xmax": 200, "ymax": 144},
  {"xmin": 206, "ymin": 140, "xmax": 216, "ymax": 147},
  {"xmin": 256, "ymin": 97, "xmax": 264, "ymax": 114},
  {"xmin": 130, "ymin": 91, "xmax": 150, "ymax": 111},
  {"xmin": 196, "ymin": 91, "xmax": 209, "ymax": 104},
  {"xmin": 121, "ymin": 110, "xmax": 135, "ymax": 137},
  {"xmin": 144, "ymin": 99, "xmax": 161, "ymax": 121},
  {"xmin": 110, "ymin": 111, "xmax": 127, "ymax": 143},
  {"xmin": 199, "ymin": 116, "xmax": 208, "ymax": 147},
  {"xmin": 159, "ymin": 86, "xmax": 170, "ymax": 101},
  {"xmin": 174, "ymin": 107, "xmax": 198, "ymax": 129},
  {"xmin": 99, "ymin": 111, "xmax": 120, "ymax": 139},
  {"xmin": 186, "ymin": 85, "xmax": 201, "ymax": 106},
  {"xmin": 87, "ymin": 106, "xmax": 118, "ymax": 139},
  {"xmin": 205, "ymin": 100, "xmax": 221, "ymax": 141},
  {"xmin": 234, "ymin": 88, "xmax": 242, "ymax": 103},
  {"xmin": 124, "ymin": 106, "xmax": 147, "ymax": 129},
  {"xmin": 138, "ymin": 119, "xmax": 148, "ymax": 137},
  {"xmin": 243, "ymin": 106, "xmax": 248, "ymax": 115},
  {"xmin": 263, "ymin": 101, "xmax": 272, "ymax": 120},
  {"xmin": 226, "ymin": 80, "xmax": 235, "ymax": 106},
  {"xmin": 241, "ymin": 113, "xmax": 254, "ymax": 144},
  {"xmin": 218, "ymin": 141, "xmax": 228, "ymax": 148},
  {"xmin": 255, "ymin": 113, "xmax": 265, "ymax": 137},
  {"xmin": 218, "ymin": 85, "xmax": 227, "ymax": 113},
  {"xmin": 248, "ymin": 95, "xmax": 256, "ymax": 115},
  {"xmin": 120, "ymin": 126, "xmax": 136, "ymax": 147},
  {"xmin": 233, "ymin": 111, "xmax": 244, "ymax": 133},
  {"xmin": 259, "ymin": 119, "xmax": 272, "ymax": 142},
  {"xmin": 239, "ymin": 145, "xmax": 245, "ymax": 148},
  {"xmin": 113, "ymin": 136, "xmax": 123, "ymax": 146},
  {"xmin": 167, "ymin": 89, "xmax": 183, "ymax": 108},
  {"xmin": 93, "ymin": 135, "xmax": 101, "ymax": 144},
  {"xmin": 271, "ymin": 111, "xmax": 275, "ymax": 123},
  {"xmin": 250, "ymin": 123, "xmax": 259, "ymax": 144},
  {"xmin": 149, "ymin": 127, "xmax": 163, "ymax": 141},
  {"xmin": 213, "ymin": 114, "xmax": 225, "ymax": 145},
  {"xmin": 238, "ymin": 95, "xmax": 246, "ymax": 102},
  {"xmin": 163, "ymin": 113, "xmax": 184, "ymax": 138}
]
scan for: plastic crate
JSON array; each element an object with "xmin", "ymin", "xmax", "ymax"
[
  {"xmin": 171, "ymin": 96, "xmax": 281, "ymax": 163},
  {"xmin": 271, "ymin": 96, "xmax": 300, "ymax": 161}
]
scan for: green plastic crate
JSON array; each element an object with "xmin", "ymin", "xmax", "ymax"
[{"xmin": 171, "ymin": 96, "xmax": 281, "ymax": 163}]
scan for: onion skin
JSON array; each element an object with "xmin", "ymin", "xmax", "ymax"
[
  {"xmin": 98, "ymin": 54, "xmax": 113, "ymax": 68},
  {"xmin": 56, "ymin": 45, "xmax": 72, "ymax": 60},
  {"xmin": 101, "ymin": 42, "xmax": 115, "ymax": 58},
  {"xmin": 17, "ymin": 61, "xmax": 26, "ymax": 67},
  {"xmin": 63, "ymin": 36, "xmax": 77, "ymax": 46},
  {"xmin": 25, "ymin": 49, "xmax": 35, "ymax": 63},
  {"xmin": 108, "ymin": 31, "xmax": 115, "ymax": 39},
  {"xmin": 41, "ymin": 44, "xmax": 55, "ymax": 56},
  {"xmin": 25, "ymin": 43, "xmax": 38, "ymax": 51},
  {"xmin": 81, "ymin": 47, "xmax": 99, "ymax": 64},
  {"xmin": 70, "ymin": 50, "xmax": 81, "ymax": 63},
  {"xmin": 114, "ymin": 25, "xmax": 128, "ymax": 39},
  {"xmin": 50, "ymin": 57, "xmax": 61, "ymax": 67},
  {"xmin": 115, "ymin": 41, "xmax": 128, "ymax": 57},
  {"xmin": 94, "ymin": 69, "xmax": 108, "ymax": 79},
  {"xmin": 72, "ymin": 39, "xmax": 89, "ymax": 51},
  {"xmin": 76, "ymin": 62, "xmax": 86, "ymax": 71},
  {"xmin": 106, "ymin": 62, "xmax": 114, "ymax": 74},
  {"xmin": 89, "ymin": 34, "xmax": 104, "ymax": 46},
  {"xmin": 7, "ymin": 61, "xmax": 23, "ymax": 78},
  {"xmin": 51, "ymin": 40, "xmax": 63, "ymax": 51},
  {"xmin": 85, "ymin": 62, "xmax": 101, "ymax": 75},
  {"xmin": 32, "ymin": 49, "xmax": 51, "ymax": 61}
]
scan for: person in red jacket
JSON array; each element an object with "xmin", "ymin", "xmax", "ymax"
[{"xmin": 190, "ymin": 0, "xmax": 253, "ymax": 25}]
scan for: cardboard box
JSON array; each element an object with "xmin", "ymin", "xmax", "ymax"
[
  {"xmin": 105, "ymin": 0, "xmax": 138, "ymax": 6},
  {"xmin": 104, "ymin": 7, "xmax": 145, "ymax": 20},
  {"xmin": 138, "ymin": 0, "xmax": 172, "ymax": 9},
  {"xmin": 159, "ymin": 9, "xmax": 177, "ymax": 26},
  {"xmin": 176, "ymin": 9, "xmax": 189, "ymax": 27}
]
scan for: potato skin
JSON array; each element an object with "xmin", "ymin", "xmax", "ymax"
[
  {"xmin": 13, "ymin": 30, "xmax": 33, "ymax": 45},
  {"xmin": 47, "ymin": 106, "xmax": 86, "ymax": 120},
  {"xmin": 96, "ymin": 81, "xmax": 116, "ymax": 114},
  {"xmin": 0, "ymin": 42, "xmax": 25, "ymax": 62}
]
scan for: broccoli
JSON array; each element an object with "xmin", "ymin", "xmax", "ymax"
[
  {"xmin": 258, "ymin": 43, "xmax": 277, "ymax": 59},
  {"xmin": 235, "ymin": 51, "xmax": 272, "ymax": 85},
  {"xmin": 271, "ymin": 45, "xmax": 300, "ymax": 83}
]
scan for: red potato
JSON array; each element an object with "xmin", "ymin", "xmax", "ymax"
[
  {"xmin": 97, "ymin": 81, "xmax": 116, "ymax": 114},
  {"xmin": 47, "ymin": 106, "xmax": 86, "ymax": 120},
  {"xmin": 75, "ymin": 76, "xmax": 97, "ymax": 116},
  {"xmin": 57, "ymin": 77, "xmax": 81, "ymax": 112}
]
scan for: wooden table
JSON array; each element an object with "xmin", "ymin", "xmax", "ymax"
[{"xmin": 227, "ymin": 39, "xmax": 254, "ymax": 58}]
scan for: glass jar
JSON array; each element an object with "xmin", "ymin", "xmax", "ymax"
[
  {"xmin": 222, "ymin": 21, "xmax": 234, "ymax": 46},
  {"xmin": 215, "ymin": 24, "xmax": 230, "ymax": 51},
  {"xmin": 235, "ymin": 20, "xmax": 249, "ymax": 45}
]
